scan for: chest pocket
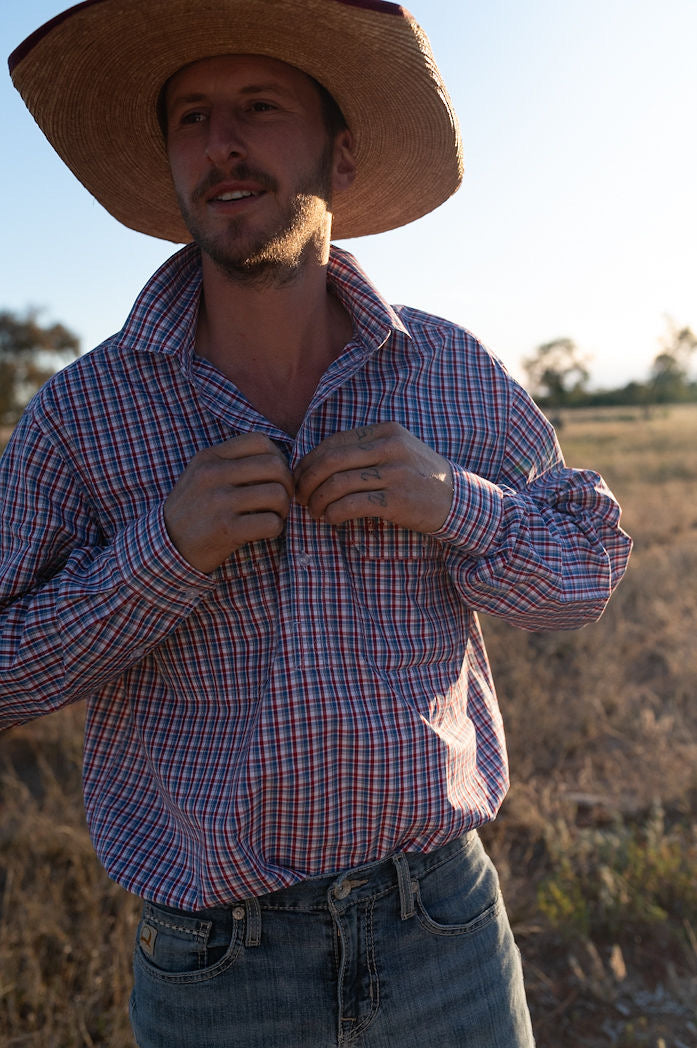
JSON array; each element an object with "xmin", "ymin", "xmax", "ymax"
[
  {"xmin": 338, "ymin": 519, "xmax": 466, "ymax": 674},
  {"xmin": 340, "ymin": 518, "xmax": 433, "ymax": 558}
]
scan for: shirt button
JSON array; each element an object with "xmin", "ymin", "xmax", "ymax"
[{"xmin": 297, "ymin": 552, "xmax": 312, "ymax": 568}]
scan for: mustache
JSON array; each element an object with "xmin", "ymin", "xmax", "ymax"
[{"xmin": 192, "ymin": 164, "xmax": 279, "ymax": 204}]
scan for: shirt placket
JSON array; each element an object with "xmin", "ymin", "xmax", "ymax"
[{"xmin": 279, "ymin": 501, "xmax": 320, "ymax": 666}]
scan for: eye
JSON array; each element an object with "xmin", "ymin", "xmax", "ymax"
[
  {"xmin": 180, "ymin": 109, "xmax": 208, "ymax": 125},
  {"xmin": 248, "ymin": 101, "xmax": 277, "ymax": 114}
]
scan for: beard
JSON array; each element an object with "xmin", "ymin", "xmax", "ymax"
[{"xmin": 176, "ymin": 144, "xmax": 335, "ymax": 288}]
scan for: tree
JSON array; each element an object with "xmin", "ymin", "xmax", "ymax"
[
  {"xmin": 0, "ymin": 308, "xmax": 80, "ymax": 425},
  {"xmin": 649, "ymin": 319, "xmax": 697, "ymax": 403},
  {"xmin": 522, "ymin": 338, "xmax": 591, "ymax": 406}
]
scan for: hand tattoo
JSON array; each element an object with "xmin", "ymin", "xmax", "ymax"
[{"xmin": 355, "ymin": 425, "xmax": 378, "ymax": 451}]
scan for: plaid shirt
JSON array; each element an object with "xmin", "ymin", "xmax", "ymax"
[{"xmin": 0, "ymin": 245, "xmax": 631, "ymax": 908}]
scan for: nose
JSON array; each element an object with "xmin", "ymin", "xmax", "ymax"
[{"xmin": 204, "ymin": 109, "xmax": 247, "ymax": 165}]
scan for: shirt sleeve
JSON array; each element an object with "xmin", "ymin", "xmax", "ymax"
[
  {"xmin": 431, "ymin": 381, "xmax": 632, "ymax": 630},
  {"xmin": 0, "ymin": 411, "xmax": 217, "ymax": 731}
]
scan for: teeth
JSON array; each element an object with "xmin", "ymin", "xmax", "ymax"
[{"xmin": 216, "ymin": 190, "xmax": 256, "ymax": 201}]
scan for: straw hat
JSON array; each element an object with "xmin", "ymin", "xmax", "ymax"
[{"xmin": 9, "ymin": 0, "xmax": 464, "ymax": 242}]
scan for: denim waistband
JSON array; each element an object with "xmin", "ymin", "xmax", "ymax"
[
  {"xmin": 259, "ymin": 831, "xmax": 478, "ymax": 915},
  {"xmin": 151, "ymin": 831, "xmax": 477, "ymax": 930}
]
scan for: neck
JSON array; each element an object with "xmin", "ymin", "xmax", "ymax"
[{"xmin": 195, "ymin": 247, "xmax": 354, "ymax": 434}]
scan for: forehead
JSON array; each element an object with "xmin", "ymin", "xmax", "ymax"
[{"xmin": 164, "ymin": 54, "xmax": 322, "ymax": 106}]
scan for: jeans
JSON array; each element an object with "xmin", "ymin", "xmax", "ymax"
[{"xmin": 129, "ymin": 832, "xmax": 535, "ymax": 1047}]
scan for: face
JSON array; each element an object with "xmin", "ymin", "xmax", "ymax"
[{"xmin": 164, "ymin": 54, "xmax": 354, "ymax": 283}]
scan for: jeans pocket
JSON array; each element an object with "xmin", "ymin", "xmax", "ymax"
[
  {"xmin": 135, "ymin": 902, "xmax": 243, "ymax": 984},
  {"xmin": 413, "ymin": 838, "xmax": 503, "ymax": 937},
  {"xmin": 415, "ymin": 882, "xmax": 503, "ymax": 937}
]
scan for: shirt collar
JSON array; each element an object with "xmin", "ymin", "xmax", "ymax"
[
  {"xmin": 116, "ymin": 243, "xmax": 202, "ymax": 362},
  {"xmin": 116, "ymin": 243, "xmax": 410, "ymax": 363},
  {"xmin": 326, "ymin": 246, "xmax": 411, "ymax": 348}
]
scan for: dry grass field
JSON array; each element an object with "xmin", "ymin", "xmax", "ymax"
[{"xmin": 1, "ymin": 404, "xmax": 697, "ymax": 1047}]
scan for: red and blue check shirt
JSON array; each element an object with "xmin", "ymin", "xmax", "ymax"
[{"xmin": 0, "ymin": 245, "xmax": 631, "ymax": 908}]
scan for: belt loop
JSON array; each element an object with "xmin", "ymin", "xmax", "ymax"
[
  {"xmin": 392, "ymin": 852, "xmax": 415, "ymax": 920},
  {"xmin": 244, "ymin": 897, "xmax": 262, "ymax": 947}
]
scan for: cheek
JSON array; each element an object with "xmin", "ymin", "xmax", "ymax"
[{"xmin": 167, "ymin": 148, "xmax": 197, "ymax": 197}]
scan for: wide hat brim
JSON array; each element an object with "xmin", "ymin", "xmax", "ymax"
[{"xmin": 9, "ymin": 0, "xmax": 464, "ymax": 242}]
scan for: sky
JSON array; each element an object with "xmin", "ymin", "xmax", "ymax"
[{"xmin": 2, "ymin": 0, "xmax": 696, "ymax": 390}]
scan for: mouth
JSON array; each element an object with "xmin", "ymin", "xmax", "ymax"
[
  {"xmin": 196, "ymin": 167, "xmax": 277, "ymax": 207},
  {"xmin": 212, "ymin": 189, "xmax": 260, "ymax": 202},
  {"xmin": 204, "ymin": 178, "xmax": 269, "ymax": 206}
]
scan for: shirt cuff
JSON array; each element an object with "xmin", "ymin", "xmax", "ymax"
[
  {"xmin": 114, "ymin": 502, "xmax": 218, "ymax": 611},
  {"xmin": 431, "ymin": 464, "xmax": 504, "ymax": 555}
]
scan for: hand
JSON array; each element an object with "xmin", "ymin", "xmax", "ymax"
[
  {"xmin": 164, "ymin": 433, "xmax": 294, "ymax": 574},
  {"xmin": 294, "ymin": 422, "xmax": 453, "ymax": 534}
]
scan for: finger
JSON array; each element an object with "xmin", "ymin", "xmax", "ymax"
[
  {"xmin": 194, "ymin": 451, "xmax": 294, "ymax": 500},
  {"xmin": 170, "ymin": 482, "xmax": 291, "ymax": 574},
  {"xmin": 295, "ymin": 430, "xmax": 389, "ymax": 504},
  {"xmin": 296, "ymin": 423, "xmax": 386, "ymax": 470},
  {"xmin": 302, "ymin": 465, "xmax": 388, "ymax": 519},
  {"xmin": 221, "ymin": 481, "xmax": 293, "ymax": 519},
  {"xmin": 212, "ymin": 431, "xmax": 289, "ymax": 464},
  {"xmin": 189, "ymin": 510, "xmax": 288, "ymax": 573},
  {"xmin": 228, "ymin": 511, "xmax": 288, "ymax": 546},
  {"xmin": 220, "ymin": 453, "xmax": 295, "ymax": 498},
  {"xmin": 318, "ymin": 489, "xmax": 391, "ymax": 526}
]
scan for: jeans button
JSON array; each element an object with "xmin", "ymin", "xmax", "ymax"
[{"xmin": 333, "ymin": 881, "xmax": 351, "ymax": 900}]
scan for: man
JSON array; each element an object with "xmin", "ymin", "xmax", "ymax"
[{"xmin": 3, "ymin": 2, "xmax": 631, "ymax": 1046}]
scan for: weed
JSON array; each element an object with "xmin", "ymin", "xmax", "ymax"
[{"xmin": 537, "ymin": 804, "xmax": 697, "ymax": 946}]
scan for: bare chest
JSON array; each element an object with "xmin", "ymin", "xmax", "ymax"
[{"xmin": 221, "ymin": 363, "xmax": 326, "ymax": 437}]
